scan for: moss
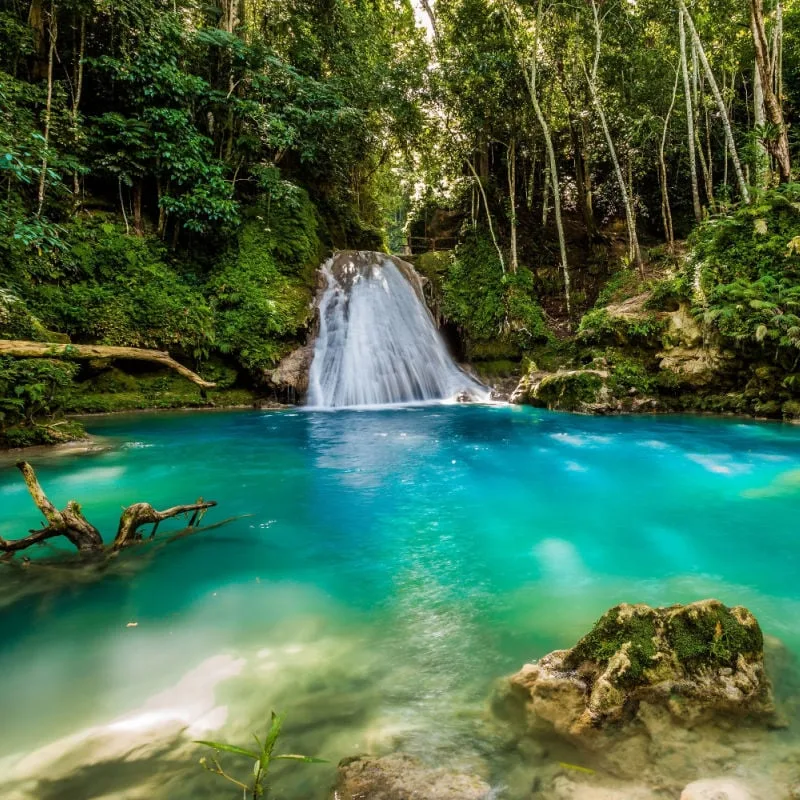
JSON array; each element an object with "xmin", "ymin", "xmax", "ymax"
[
  {"xmin": 565, "ymin": 605, "xmax": 658, "ymax": 686},
  {"xmin": 474, "ymin": 360, "xmax": 520, "ymax": 379},
  {"xmin": 666, "ymin": 602, "xmax": 763, "ymax": 671},
  {"xmin": 64, "ymin": 371, "xmax": 264, "ymax": 414},
  {"xmin": 468, "ymin": 340, "xmax": 522, "ymax": 361},
  {"xmin": 0, "ymin": 420, "xmax": 86, "ymax": 449},
  {"xmin": 783, "ymin": 399, "xmax": 800, "ymax": 419},
  {"xmin": 535, "ymin": 371, "xmax": 604, "ymax": 412}
]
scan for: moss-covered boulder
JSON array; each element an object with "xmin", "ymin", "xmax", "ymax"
[
  {"xmin": 512, "ymin": 369, "xmax": 609, "ymax": 412},
  {"xmin": 498, "ymin": 600, "xmax": 777, "ymax": 750}
]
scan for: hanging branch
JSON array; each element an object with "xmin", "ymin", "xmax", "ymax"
[{"xmin": 0, "ymin": 462, "xmax": 218, "ymax": 561}]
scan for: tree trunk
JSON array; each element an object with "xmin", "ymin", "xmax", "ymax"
[
  {"xmin": 660, "ymin": 65, "xmax": 680, "ymax": 250},
  {"xmin": 750, "ymin": 0, "xmax": 791, "ymax": 183},
  {"xmin": 586, "ymin": 0, "xmax": 643, "ymax": 276},
  {"xmin": 71, "ymin": 13, "xmax": 85, "ymax": 206},
  {"xmin": 466, "ymin": 157, "xmax": 505, "ymax": 273},
  {"xmin": 679, "ymin": 0, "xmax": 750, "ymax": 203},
  {"xmin": 507, "ymin": 138, "xmax": 519, "ymax": 274},
  {"xmin": 679, "ymin": 10, "xmax": 702, "ymax": 222},
  {"xmin": 36, "ymin": 2, "xmax": 56, "ymax": 217},
  {"xmin": 753, "ymin": 56, "xmax": 770, "ymax": 186},
  {"xmin": 132, "ymin": 181, "xmax": 144, "ymax": 235},
  {"xmin": 0, "ymin": 341, "xmax": 216, "ymax": 388},
  {"xmin": 505, "ymin": 0, "xmax": 570, "ymax": 317}
]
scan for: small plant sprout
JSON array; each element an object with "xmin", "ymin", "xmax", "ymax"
[{"xmin": 195, "ymin": 711, "xmax": 326, "ymax": 798}]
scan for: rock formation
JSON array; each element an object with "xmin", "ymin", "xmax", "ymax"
[{"xmin": 498, "ymin": 600, "xmax": 777, "ymax": 750}]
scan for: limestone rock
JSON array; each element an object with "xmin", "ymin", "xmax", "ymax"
[
  {"xmin": 331, "ymin": 754, "xmax": 492, "ymax": 800},
  {"xmin": 511, "ymin": 369, "xmax": 610, "ymax": 413},
  {"xmin": 680, "ymin": 778, "xmax": 754, "ymax": 800},
  {"xmin": 658, "ymin": 347, "xmax": 727, "ymax": 387},
  {"xmin": 264, "ymin": 343, "xmax": 314, "ymax": 401},
  {"xmin": 499, "ymin": 600, "xmax": 776, "ymax": 749}
]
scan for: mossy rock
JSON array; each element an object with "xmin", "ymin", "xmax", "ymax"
[
  {"xmin": 533, "ymin": 371, "xmax": 606, "ymax": 412},
  {"xmin": 783, "ymin": 399, "xmax": 800, "ymax": 420},
  {"xmin": 504, "ymin": 600, "xmax": 777, "ymax": 747}
]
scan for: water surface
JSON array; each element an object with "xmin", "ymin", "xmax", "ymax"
[{"xmin": 1, "ymin": 406, "xmax": 799, "ymax": 798}]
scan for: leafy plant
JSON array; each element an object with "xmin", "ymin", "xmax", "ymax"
[{"xmin": 195, "ymin": 712, "xmax": 326, "ymax": 799}]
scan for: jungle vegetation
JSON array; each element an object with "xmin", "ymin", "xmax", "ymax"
[{"xmin": 2, "ymin": 0, "xmax": 800, "ymax": 442}]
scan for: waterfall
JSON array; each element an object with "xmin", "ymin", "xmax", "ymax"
[{"xmin": 307, "ymin": 251, "xmax": 487, "ymax": 408}]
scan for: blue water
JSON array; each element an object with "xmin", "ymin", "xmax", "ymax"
[{"xmin": 1, "ymin": 406, "xmax": 799, "ymax": 798}]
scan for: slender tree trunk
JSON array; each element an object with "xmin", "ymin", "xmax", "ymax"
[
  {"xmin": 71, "ymin": 13, "xmax": 85, "ymax": 205},
  {"xmin": 750, "ymin": 0, "xmax": 791, "ymax": 183},
  {"xmin": 541, "ymin": 162, "xmax": 550, "ymax": 226},
  {"xmin": 507, "ymin": 138, "xmax": 518, "ymax": 274},
  {"xmin": 679, "ymin": 0, "xmax": 750, "ymax": 203},
  {"xmin": 132, "ymin": 181, "xmax": 144, "ymax": 235},
  {"xmin": 753, "ymin": 57, "xmax": 770, "ymax": 186},
  {"xmin": 465, "ymin": 157, "xmax": 505, "ymax": 273},
  {"xmin": 36, "ymin": 2, "xmax": 56, "ymax": 217},
  {"xmin": 660, "ymin": 65, "xmax": 680, "ymax": 250},
  {"xmin": 586, "ymin": 0, "xmax": 643, "ymax": 276},
  {"xmin": 505, "ymin": 1, "xmax": 569, "ymax": 317},
  {"xmin": 679, "ymin": 10, "xmax": 702, "ymax": 222}
]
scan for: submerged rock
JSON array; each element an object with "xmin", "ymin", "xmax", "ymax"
[
  {"xmin": 680, "ymin": 778, "xmax": 755, "ymax": 800},
  {"xmin": 497, "ymin": 600, "xmax": 777, "ymax": 749},
  {"xmin": 331, "ymin": 754, "xmax": 492, "ymax": 800}
]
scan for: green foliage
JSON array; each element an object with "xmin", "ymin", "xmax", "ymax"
[
  {"xmin": 196, "ymin": 711, "xmax": 325, "ymax": 799},
  {"xmin": 443, "ymin": 232, "xmax": 549, "ymax": 354},
  {"xmin": 0, "ymin": 357, "xmax": 78, "ymax": 427},
  {"xmin": 689, "ymin": 186, "xmax": 800, "ymax": 360},
  {"xmin": 578, "ymin": 307, "xmax": 665, "ymax": 346},
  {"xmin": 606, "ymin": 355, "xmax": 657, "ymax": 398},
  {"xmin": 209, "ymin": 190, "xmax": 320, "ymax": 371},
  {"xmin": 25, "ymin": 217, "xmax": 215, "ymax": 357}
]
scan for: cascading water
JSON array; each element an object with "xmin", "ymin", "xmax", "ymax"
[{"xmin": 307, "ymin": 251, "xmax": 488, "ymax": 408}]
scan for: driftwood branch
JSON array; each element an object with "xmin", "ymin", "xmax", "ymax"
[
  {"xmin": 113, "ymin": 500, "xmax": 217, "ymax": 550},
  {"xmin": 0, "ymin": 462, "xmax": 218, "ymax": 560},
  {"xmin": 0, "ymin": 340, "xmax": 216, "ymax": 389}
]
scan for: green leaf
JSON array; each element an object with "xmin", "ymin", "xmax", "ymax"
[{"xmin": 193, "ymin": 740, "xmax": 260, "ymax": 760}]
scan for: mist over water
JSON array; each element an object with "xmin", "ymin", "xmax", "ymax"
[
  {"xmin": 307, "ymin": 252, "xmax": 486, "ymax": 408},
  {"xmin": 1, "ymin": 407, "xmax": 800, "ymax": 798}
]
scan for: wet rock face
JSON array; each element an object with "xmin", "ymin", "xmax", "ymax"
[
  {"xmin": 499, "ymin": 600, "xmax": 777, "ymax": 749},
  {"xmin": 331, "ymin": 754, "xmax": 492, "ymax": 800},
  {"xmin": 264, "ymin": 343, "xmax": 315, "ymax": 401}
]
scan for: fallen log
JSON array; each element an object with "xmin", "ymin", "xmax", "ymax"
[
  {"xmin": 0, "ymin": 462, "xmax": 218, "ymax": 561},
  {"xmin": 0, "ymin": 340, "xmax": 216, "ymax": 389}
]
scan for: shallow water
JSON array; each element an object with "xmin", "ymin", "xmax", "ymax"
[{"xmin": 1, "ymin": 406, "xmax": 799, "ymax": 798}]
